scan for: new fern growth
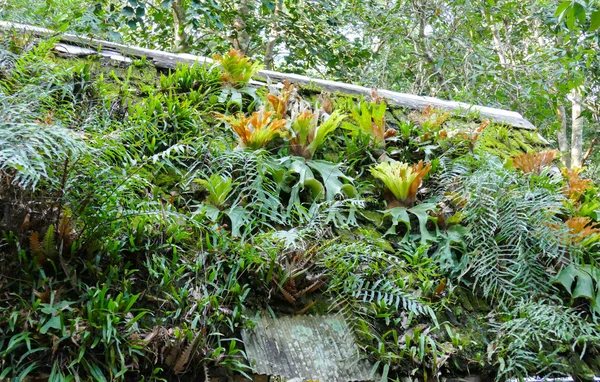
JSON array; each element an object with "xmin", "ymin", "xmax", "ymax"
[
  {"xmin": 370, "ymin": 160, "xmax": 431, "ymax": 208},
  {"xmin": 213, "ymin": 48, "xmax": 263, "ymax": 88},
  {"xmin": 217, "ymin": 110, "xmax": 287, "ymax": 150},
  {"xmin": 511, "ymin": 150, "xmax": 557, "ymax": 174},
  {"xmin": 288, "ymin": 109, "xmax": 346, "ymax": 160},
  {"xmin": 344, "ymin": 99, "xmax": 393, "ymax": 147}
]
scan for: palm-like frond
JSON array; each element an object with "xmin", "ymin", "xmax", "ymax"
[
  {"xmin": 0, "ymin": 94, "xmax": 87, "ymax": 190},
  {"xmin": 441, "ymin": 156, "xmax": 570, "ymax": 305}
]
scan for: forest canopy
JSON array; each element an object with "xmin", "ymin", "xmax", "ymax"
[{"xmin": 0, "ymin": 1, "xmax": 599, "ymax": 381}]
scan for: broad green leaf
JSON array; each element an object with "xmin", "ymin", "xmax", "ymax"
[
  {"xmin": 383, "ymin": 207, "xmax": 410, "ymax": 236},
  {"xmin": 556, "ymin": 264, "xmax": 577, "ymax": 292},
  {"xmin": 590, "ymin": 10, "xmax": 600, "ymax": 31},
  {"xmin": 594, "ymin": 287, "xmax": 600, "ymax": 314},
  {"xmin": 121, "ymin": 6, "xmax": 135, "ymax": 16},
  {"xmin": 573, "ymin": 271, "xmax": 594, "ymax": 299},
  {"xmin": 409, "ymin": 203, "xmax": 437, "ymax": 243},
  {"xmin": 555, "ymin": 1, "xmax": 571, "ymax": 19},
  {"xmin": 379, "ymin": 363, "xmax": 389, "ymax": 382},
  {"xmin": 40, "ymin": 316, "xmax": 62, "ymax": 334},
  {"xmin": 226, "ymin": 206, "xmax": 249, "ymax": 237},
  {"xmin": 303, "ymin": 178, "xmax": 325, "ymax": 199},
  {"xmin": 306, "ymin": 159, "xmax": 353, "ymax": 200}
]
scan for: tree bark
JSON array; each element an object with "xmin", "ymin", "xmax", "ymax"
[
  {"xmin": 482, "ymin": 9, "xmax": 507, "ymax": 66},
  {"xmin": 171, "ymin": 0, "xmax": 187, "ymax": 51},
  {"xmin": 233, "ymin": 0, "xmax": 251, "ymax": 54},
  {"xmin": 557, "ymin": 104, "xmax": 571, "ymax": 168},
  {"xmin": 264, "ymin": 0, "xmax": 282, "ymax": 70},
  {"xmin": 583, "ymin": 138, "xmax": 597, "ymax": 164},
  {"xmin": 571, "ymin": 88, "xmax": 584, "ymax": 168}
]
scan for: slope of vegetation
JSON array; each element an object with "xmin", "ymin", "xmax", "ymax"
[{"xmin": 0, "ymin": 34, "xmax": 599, "ymax": 382}]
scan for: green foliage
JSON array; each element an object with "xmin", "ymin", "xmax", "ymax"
[
  {"xmin": 439, "ymin": 156, "xmax": 570, "ymax": 305},
  {"xmin": 370, "ymin": 160, "xmax": 431, "ymax": 207},
  {"xmin": 159, "ymin": 62, "xmax": 221, "ymax": 96},
  {"xmin": 320, "ymin": 241, "xmax": 452, "ymax": 378},
  {"xmin": 195, "ymin": 174, "xmax": 233, "ymax": 208},
  {"xmin": 0, "ymin": 114, "xmax": 87, "ymax": 190},
  {"xmin": 1, "ymin": 31, "xmax": 600, "ymax": 382},
  {"xmin": 289, "ymin": 109, "xmax": 346, "ymax": 159},
  {"xmin": 343, "ymin": 98, "xmax": 387, "ymax": 147},
  {"xmin": 213, "ymin": 48, "xmax": 263, "ymax": 88},
  {"xmin": 475, "ymin": 124, "xmax": 546, "ymax": 160},
  {"xmin": 490, "ymin": 300, "xmax": 600, "ymax": 381},
  {"xmin": 556, "ymin": 263, "xmax": 600, "ymax": 313}
]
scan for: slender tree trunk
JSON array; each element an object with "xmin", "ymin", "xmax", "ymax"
[
  {"xmin": 571, "ymin": 88, "xmax": 584, "ymax": 168},
  {"xmin": 413, "ymin": 1, "xmax": 447, "ymax": 94},
  {"xmin": 557, "ymin": 104, "xmax": 571, "ymax": 168},
  {"xmin": 264, "ymin": 0, "xmax": 282, "ymax": 70},
  {"xmin": 233, "ymin": 0, "xmax": 251, "ymax": 54},
  {"xmin": 482, "ymin": 9, "xmax": 507, "ymax": 66},
  {"xmin": 172, "ymin": 0, "xmax": 187, "ymax": 51}
]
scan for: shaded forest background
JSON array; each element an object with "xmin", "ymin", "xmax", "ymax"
[{"xmin": 2, "ymin": 0, "xmax": 599, "ymax": 173}]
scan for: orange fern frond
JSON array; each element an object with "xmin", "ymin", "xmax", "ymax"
[
  {"xmin": 216, "ymin": 110, "xmax": 287, "ymax": 150},
  {"xmin": 565, "ymin": 217, "xmax": 600, "ymax": 244},
  {"xmin": 318, "ymin": 92, "xmax": 333, "ymax": 114},
  {"xmin": 470, "ymin": 121, "xmax": 489, "ymax": 143},
  {"xmin": 512, "ymin": 150, "xmax": 557, "ymax": 174},
  {"xmin": 562, "ymin": 168, "xmax": 593, "ymax": 200},
  {"xmin": 276, "ymin": 281, "xmax": 297, "ymax": 304},
  {"xmin": 266, "ymin": 80, "xmax": 297, "ymax": 118},
  {"xmin": 30, "ymin": 231, "xmax": 42, "ymax": 256},
  {"xmin": 407, "ymin": 160, "xmax": 432, "ymax": 205},
  {"xmin": 173, "ymin": 332, "xmax": 201, "ymax": 374}
]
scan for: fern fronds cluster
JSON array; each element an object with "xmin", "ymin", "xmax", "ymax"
[
  {"xmin": 442, "ymin": 156, "xmax": 570, "ymax": 305},
  {"xmin": 490, "ymin": 300, "xmax": 600, "ymax": 380},
  {"xmin": 0, "ymin": 90, "xmax": 87, "ymax": 190},
  {"xmin": 511, "ymin": 150, "xmax": 557, "ymax": 174}
]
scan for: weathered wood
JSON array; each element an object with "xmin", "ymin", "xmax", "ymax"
[
  {"xmin": 54, "ymin": 43, "xmax": 133, "ymax": 64},
  {"xmin": 241, "ymin": 314, "xmax": 374, "ymax": 381},
  {"xmin": 0, "ymin": 20, "xmax": 213, "ymax": 69},
  {"xmin": 0, "ymin": 20, "xmax": 536, "ymax": 130},
  {"xmin": 258, "ymin": 69, "xmax": 535, "ymax": 129}
]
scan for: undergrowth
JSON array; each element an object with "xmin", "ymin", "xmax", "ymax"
[{"xmin": 0, "ymin": 34, "xmax": 599, "ymax": 382}]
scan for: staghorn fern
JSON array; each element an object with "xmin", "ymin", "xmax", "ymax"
[
  {"xmin": 216, "ymin": 110, "xmax": 287, "ymax": 150},
  {"xmin": 212, "ymin": 48, "xmax": 263, "ymax": 88},
  {"xmin": 370, "ymin": 160, "xmax": 431, "ymax": 208},
  {"xmin": 288, "ymin": 108, "xmax": 346, "ymax": 160}
]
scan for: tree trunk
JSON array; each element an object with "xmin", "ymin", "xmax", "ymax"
[
  {"xmin": 233, "ymin": 0, "xmax": 251, "ymax": 54},
  {"xmin": 264, "ymin": 0, "xmax": 282, "ymax": 70},
  {"xmin": 557, "ymin": 104, "xmax": 571, "ymax": 168},
  {"xmin": 482, "ymin": 9, "xmax": 507, "ymax": 66},
  {"xmin": 571, "ymin": 88, "xmax": 584, "ymax": 168},
  {"xmin": 172, "ymin": 0, "xmax": 187, "ymax": 51}
]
